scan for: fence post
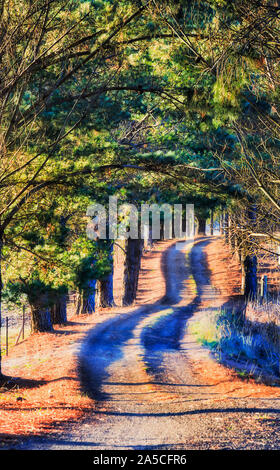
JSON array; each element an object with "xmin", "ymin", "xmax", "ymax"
[
  {"xmin": 6, "ymin": 317, "xmax": 8, "ymax": 356},
  {"xmin": 260, "ymin": 276, "xmax": 263, "ymax": 297},
  {"xmin": 260, "ymin": 275, "xmax": 268, "ymax": 298}
]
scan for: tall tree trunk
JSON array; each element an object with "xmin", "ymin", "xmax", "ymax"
[
  {"xmin": 30, "ymin": 296, "xmax": 53, "ymax": 332},
  {"xmin": 196, "ymin": 216, "xmax": 206, "ymax": 236},
  {"xmin": 243, "ymin": 205, "xmax": 258, "ymax": 299},
  {"xmin": 143, "ymin": 227, "xmax": 153, "ymax": 251},
  {"xmin": 210, "ymin": 210, "xmax": 214, "ymax": 236},
  {"xmin": 122, "ymin": 238, "xmax": 143, "ymax": 306},
  {"xmin": 241, "ymin": 251, "xmax": 258, "ymax": 299},
  {"xmin": 239, "ymin": 205, "xmax": 258, "ymax": 299},
  {"xmin": 244, "ymin": 254, "xmax": 258, "ymax": 299},
  {"xmin": 95, "ymin": 242, "xmax": 115, "ymax": 308},
  {"xmin": 51, "ymin": 294, "xmax": 67, "ymax": 325},
  {"xmin": 76, "ymin": 280, "xmax": 96, "ymax": 315},
  {"xmin": 95, "ymin": 276, "xmax": 114, "ymax": 308},
  {"xmin": 113, "ymin": 240, "xmax": 126, "ymax": 306}
]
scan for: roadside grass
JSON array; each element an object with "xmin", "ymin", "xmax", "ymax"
[
  {"xmin": 190, "ymin": 307, "xmax": 280, "ymax": 380},
  {"xmin": 0, "ymin": 326, "xmax": 32, "ymax": 357}
]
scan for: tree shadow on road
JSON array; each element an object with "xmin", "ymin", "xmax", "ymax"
[{"xmin": 78, "ymin": 238, "xmax": 245, "ymax": 401}]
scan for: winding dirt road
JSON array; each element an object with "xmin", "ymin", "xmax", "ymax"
[{"xmin": 16, "ymin": 239, "xmax": 280, "ymax": 450}]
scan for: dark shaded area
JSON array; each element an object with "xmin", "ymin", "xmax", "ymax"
[
  {"xmin": 0, "ymin": 375, "xmax": 47, "ymax": 390},
  {"xmin": 103, "ymin": 381, "xmax": 213, "ymax": 387},
  {"xmin": 79, "ymin": 406, "xmax": 280, "ymax": 418},
  {"xmin": 0, "ymin": 373, "xmax": 79, "ymax": 392}
]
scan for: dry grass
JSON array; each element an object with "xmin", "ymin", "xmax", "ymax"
[
  {"xmin": 205, "ymin": 236, "xmax": 242, "ymax": 301},
  {"xmin": 189, "ymin": 236, "xmax": 280, "ymax": 398}
]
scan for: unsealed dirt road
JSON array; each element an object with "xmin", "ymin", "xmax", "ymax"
[{"xmin": 13, "ymin": 238, "xmax": 280, "ymax": 450}]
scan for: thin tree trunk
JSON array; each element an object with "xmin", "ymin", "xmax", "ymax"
[
  {"xmin": 95, "ymin": 242, "xmax": 115, "ymax": 308},
  {"xmin": 241, "ymin": 253, "xmax": 258, "ymax": 299},
  {"xmin": 122, "ymin": 238, "xmax": 143, "ymax": 306},
  {"xmin": 143, "ymin": 227, "xmax": 153, "ymax": 251},
  {"xmin": 51, "ymin": 295, "xmax": 67, "ymax": 325},
  {"xmin": 243, "ymin": 205, "xmax": 258, "ymax": 299},
  {"xmin": 239, "ymin": 205, "xmax": 258, "ymax": 299},
  {"xmin": 112, "ymin": 240, "xmax": 126, "ymax": 306},
  {"xmin": 210, "ymin": 210, "xmax": 214, "ymax": 236},
  {"xmin": 244, "ymin": 254, "xmax": 258, "ymax": 299}
]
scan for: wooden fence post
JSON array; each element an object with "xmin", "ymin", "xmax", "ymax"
[
  {"xmin": 15, "ymin": 305, "xmax": 27, "ymax": 346},
  {"xmin": 260, "ymin": 275, "xmax": 268, "ymax": 298}
]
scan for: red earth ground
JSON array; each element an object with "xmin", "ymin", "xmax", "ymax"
[
  {"xmin": 190, "ymin": 236, "xmax": 280, "ymax": 399},
  {"xmin": 0, "ymin": 240, "xmax": 171, "ymax": 445},
  {"xmin": 0, "ymin": 236, "xmax": 280, "ymax": 446}
]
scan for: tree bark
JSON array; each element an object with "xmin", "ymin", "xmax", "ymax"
[
  {"xmin": 239, "ymin": 206, "xmax": 258, "ymax": 300},
  {"xmin": 95, "ymin": 276, "xmax": 115, "ymax": 308},
  {"xmin": 122, "ymin": 238, "xmax": 143, "ymax": 306},
  {"xmin": 76, "ymin": 280, "xmax": 96, "ymax": 315},
  {"xmin": 241, "ymin": 253, "xmax": 258, "ymax": 299},
  {"xmin": 51, "ymin": 295, "xmax": 67, "ymax": 325},
  {"xmin": 95, "ymin": 242, "xmax": 115, "ymax": 308},
  {"xmin": 112, "ymin": 240, "xmax": 126, "ymax": 306},
  {"xmin": 30, "ymin": 296, "xmax": 53, "ymax": 332},
  {"xmin": 143, "ymin": 227, "xmax": 153, "ymax": 251},
  {"xmin": 196, "ymin": 216, "xmax": 206, "ymax": 236},
  {"xmin": 210, "ymin": 210, "xmax": 214, "ymax": 236},
  {"xmin": 243, "ymin": 205, "xmax": 258, "ymax": 299}
]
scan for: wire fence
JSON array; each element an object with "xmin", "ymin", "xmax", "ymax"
[
  {"xmin": 0, "ymin": 294, "xmax": 78, "ymax": 357},
  {"xmin": 0, "ymin": 304, "xmax": 32, "ymax": 357}
]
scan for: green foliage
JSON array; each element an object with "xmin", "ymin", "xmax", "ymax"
[{"xmin": 1, "ymin": 0, "xmax": 277, "ymax": 312}]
